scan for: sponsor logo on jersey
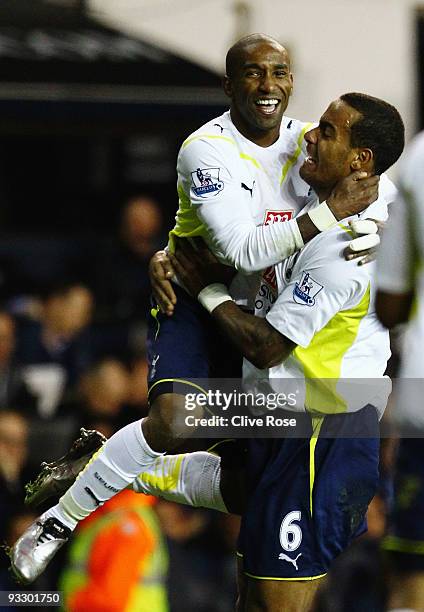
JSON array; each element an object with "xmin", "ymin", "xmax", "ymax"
[
  {"xmin": 191, "ymin": 167, "xmax": 224, "ymax": 198},
  {"xmin": 264, "ymin": 210, "xmax": 293, "ymax": 225},
  {"xmin": 262, "ymin": 265, "xmax": 277, "ymax": 292},
  {"xmin": 293, "ymin": 271, "xmax": 323, "ymax": 306},
  {"xmin": 259, "ymin": 211, "xmax": 292, "ymax": 292}
]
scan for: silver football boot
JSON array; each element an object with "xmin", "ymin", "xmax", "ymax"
[{"xmin": 10, "ymin": 516, "xmax": 71, "ymax": 584}]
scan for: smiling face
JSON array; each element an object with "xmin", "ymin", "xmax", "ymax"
[
  {"xmin": 299, "ymin": 99, "xmax": 371, "ymax": 200},
  {"xmin": 224, "ymin": 39, "xmax": 293, "ymax": 146}
]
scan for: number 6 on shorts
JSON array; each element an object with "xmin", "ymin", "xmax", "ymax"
[{"xmin": 279, "ymin": 510, "xmax": 302, "ymax": 552}]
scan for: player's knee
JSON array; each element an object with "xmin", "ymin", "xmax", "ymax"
[{"xmin": 144, "ymin": 393, "xmax": 188, "ymax": 449}]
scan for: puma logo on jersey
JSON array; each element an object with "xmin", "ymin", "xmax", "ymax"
[
  {"xmin": 278, "ymin": 552, "xmax": 302, "ymax": 570},
  {"xmin": 241, "ymin": 181, "xmax": 255, "ymax": 197},
  {"xmin": 214, "ymin": 123, "xmax": 226, "ymax": 133}
]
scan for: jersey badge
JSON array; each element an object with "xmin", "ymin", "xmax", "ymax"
[
  {"xmin": 191, "ymin": 167, "xmax": 224, "ymax": 198},
  {"xmin": 264, "ymin": 210, "xmax": 293, "ymax": 225},
  {"xmin": 293, "ymin": 271, "xmax": 323, "ymax": 306}
]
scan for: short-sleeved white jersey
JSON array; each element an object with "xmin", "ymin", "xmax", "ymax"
[
  {"xmin": 377, "ymin": 132, "xmax": 424, "ymax": 425},
  {"xmin": 243, "ymin": 182, "xmax": 396, "ymax": 417},
  {"xmin": 170, "ymin": 111, "xmax": 315, "ymax": 287}
]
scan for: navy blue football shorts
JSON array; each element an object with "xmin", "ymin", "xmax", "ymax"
[
  {"xmin": 383, "ymin": 438, "xmax": 424, "ymax": 571},
  {"xmin": 147, "ymin": 283, "xmax": 242, "ymax": 404},
  {"xmin": 237, "ymin": 405, "xmax": 380, "ymax": 580}
]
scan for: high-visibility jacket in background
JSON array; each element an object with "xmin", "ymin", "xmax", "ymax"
[{"xmin": 60, "ymin": 489, "xmax": 168, "ymax": 612}]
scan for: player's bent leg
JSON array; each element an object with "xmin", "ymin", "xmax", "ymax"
[
  {"xmin": 11, "ymin": 394, "xmax": 223, "ymax": 582},
  {"xmin": 133, "ymin": 439, "xmax": 247, "ymax": 514},
  {"xmin": 245, "ymin": 576, "xmax": 325, "ymax": 612},
  {"xmin": 142, "ymin": 392, "xmax": 206, "ymax": 451},
  {"xmin": 11, "ymin": 417, "xmax": 166, "ymax": 583},
  {"xmin": 23, "ymin": 393, "xmax": 211, "ymax": 512},
  {"xmin": 133, "ymin": 450, "xmax": 227, "ymax": 512}
]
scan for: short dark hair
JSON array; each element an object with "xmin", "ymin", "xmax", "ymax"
[
  {"xmin": 340, "ymin": 93, "xmax": 405, "ymax": 174},
  {"xmin": 225, "ymin": 34, "xmax": 287, "ymax": 78}
]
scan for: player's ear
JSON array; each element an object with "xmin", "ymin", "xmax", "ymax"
[
  {"xmin": 350, "ymin": 149, "xmax": 373, "ymax": 171},
  {"xmin": 223, "ymin": 75, "xmax": 233, "ymax": 98}
]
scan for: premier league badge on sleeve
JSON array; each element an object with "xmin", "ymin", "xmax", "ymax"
[
  {"xmin": 293, "ymin": 271, "xmax": 323, "ymax": 306},
  {"xmin": 191, "ymin": 168, "xmax": 224, "ymax": 198}
]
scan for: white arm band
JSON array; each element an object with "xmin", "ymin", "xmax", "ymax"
[
  {"xmin": 198, "ymin": 283, "xmax": 233, "ymax": 314},
  {"xmin": 308, "ymin": 201, "xmax": 338, "ymax": 232}
]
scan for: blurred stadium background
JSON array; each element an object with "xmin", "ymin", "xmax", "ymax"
[{"xmin": 0, "ymin": 1, "xmax": 422, "ymax": 610}]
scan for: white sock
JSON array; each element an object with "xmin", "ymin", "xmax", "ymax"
[
  {"xmin": 387, "ymin": 609, "xmax": 418, "ymax": 612},
  {"xmin": 43, "ymin": 420, "xmax": 162, "ymax": 530},
  {"xmin": 133, "ymin": 451, "xmax": 227, "ymax": 513}
]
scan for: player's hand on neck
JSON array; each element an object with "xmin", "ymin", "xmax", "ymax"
[{"xmin": 326, "ymin": 171, "xmax": 380, "ymax": 220}]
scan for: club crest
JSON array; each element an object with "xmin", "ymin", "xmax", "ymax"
[
  {"xmin": 293, "ymin": 271, "xmax": 323, "ymax": 306},
  {"xmin": 191, "ymin": 167, "xmax": 224, "ymax": 198}
]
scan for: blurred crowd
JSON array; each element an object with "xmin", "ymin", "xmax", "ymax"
[{"xmin": 0, "ymin": 194, "xmax": 239, "ymax": 611}]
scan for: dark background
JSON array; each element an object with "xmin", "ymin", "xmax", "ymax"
[{"xmin": 0, "ymin": 0, "xmax": 227, "ymax": 234}]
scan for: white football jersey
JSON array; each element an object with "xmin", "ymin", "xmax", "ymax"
[
  {"xmin": 377, "ymin": 132, "xmax": 424, "ymax": 426},
  {"xmin": 244, "ymin": 181, "xmax": 396, "ymax": 418},
  {"xmin": 169, "ymin": 111, "xmax": 315, "ymax": 303}
]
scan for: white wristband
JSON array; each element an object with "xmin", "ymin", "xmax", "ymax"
[
  {"xmin": 198, "ymin": 283, "xmax": 233, "ymax": 314},
  {"xmin": 308, "ymin": 201, "xmax": 338, "ymax": 232}
]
